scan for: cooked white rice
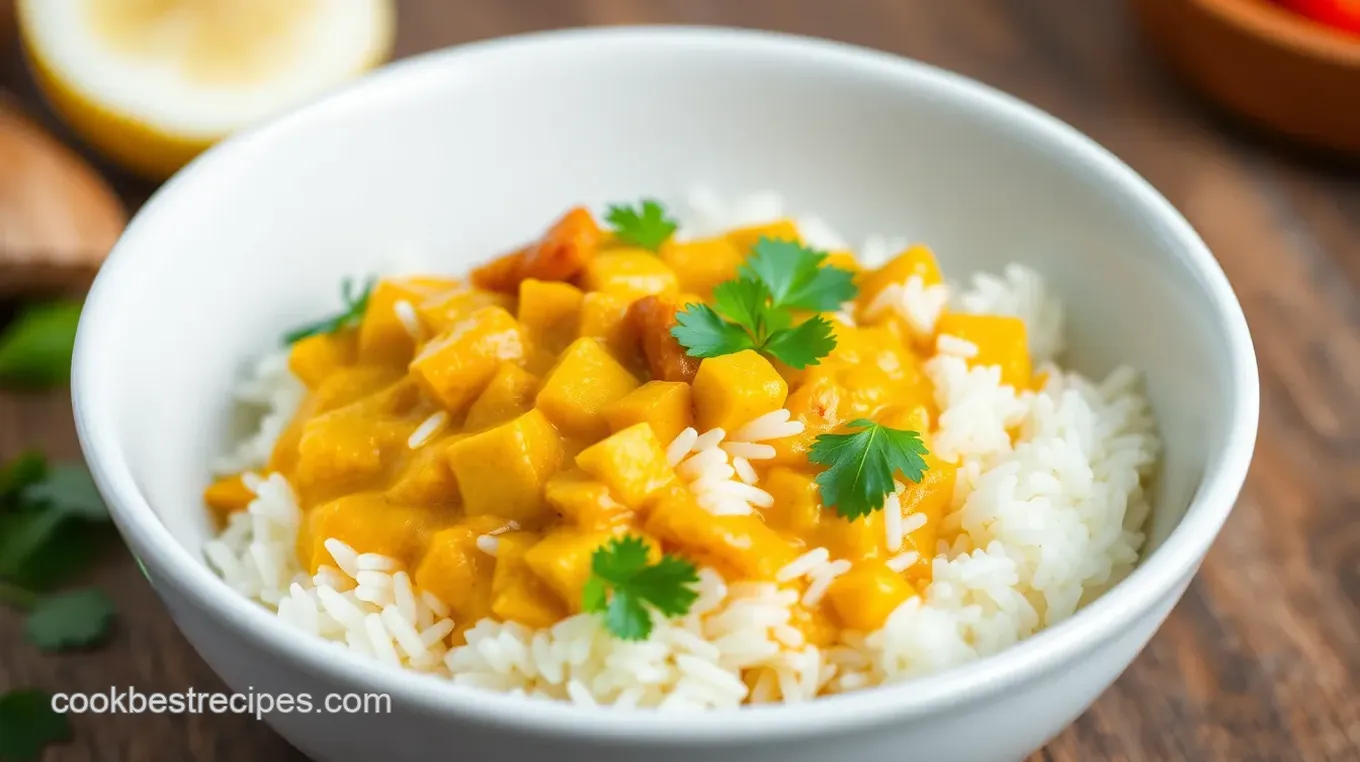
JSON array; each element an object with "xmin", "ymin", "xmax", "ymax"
[
  {"xmin": 667, "ymin": 422, "xmax": 786, "ymax": 518},
  {"xmin": 203, "ymin": 191, "xmax": 1160, "ymax": 709},
  {"xmin": 407, "ymin": 411, "xmax": 447, "ymax": 449}
]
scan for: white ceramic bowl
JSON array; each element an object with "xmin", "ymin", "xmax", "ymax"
[{"xmin": 72, "ymin": 26, "xmax": 1258, "ymax": 762}]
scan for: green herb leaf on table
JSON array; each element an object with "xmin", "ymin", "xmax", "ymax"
[
  {"xmin": 0, "ymin": 451, "xmax": 47, "ymax": 507},
  {"xmin": 670, "ymin": 304, "xmax": 756, "ymax": 359},
  {"xmin": 0, "ymin": 509, "xmax": 68, "ymax": 580},
  {"xmin": 22, "ymin": 588, "xmax": 116, "ymax": 651},
  {"xmin": 0, "ymin": 457, "xmax": 109, "ymax": 588},
  {"xmin": 0, "ymin": 689, "xmax": 71, "ymax": 762},
  {"xmin": 740, "ymin": 237, "xmax": 858, "ymax": 312},
  {"xmin": 605, "ymin": 199, "xmax": 679, "ymax": 252},
  {"xmin": 0, "ymin": 516, "xmax": 105, "ymax": 592},
  {"xmin": 808, "ymin": 419, "xmax": 931, "ymax": 520},
  {"xmin": 283, "ymin": 277, "xmax": 375, "ymax": 345},
  {"xmin": 582, "ymin": 536, "xmax": 700, "ymax": 641},
  {"xmin": 0, "ymin": 301, "xmax": 83, "ymax": 389},
  {"xmin": 762, "ymin": 315, "xmax": 837, "ymax": 369},
  {"xmin": 22, "ymin": 464, "xmax": 106, "ymax": 521}
]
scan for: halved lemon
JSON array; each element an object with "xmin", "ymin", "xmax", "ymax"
[{"xmin": 17, "ymin": 0, "xmax": 395, "ymax": 180}]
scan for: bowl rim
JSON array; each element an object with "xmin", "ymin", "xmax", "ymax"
[
  {"xmin": 72, "ymin": 25, "xmax": 1259, "ymax": 742},
  {"xmin": 1196, "ymin": 0, "xmax": 1360, "ymax": 63}
]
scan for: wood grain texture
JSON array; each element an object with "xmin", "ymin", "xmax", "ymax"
[{"xmin": 3, "ymin": 1, "xmax": 1358, "ymax": 760}]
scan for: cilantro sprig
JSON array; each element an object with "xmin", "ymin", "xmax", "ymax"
[
  {"xmin": 606, "ymin": 199, "xmax": 679, "ymax": 252},
  {"xmin": 283, "ymin": 276, "xmax": 375, "ymax": 345},
  {"xmin": 582, "ymin": 536, "xmax": 699, "ymax": 641},
  {"xmin": 0, "ymin": 301, "xmax": 82, "ymax": 389},
  {"xmin": 0, "ymin": 689, "xmax": 70, "ymax": 761},
  {"xmin": 0, "ymin": 451, "xmax": 46, "ymax": 503},
  {"xmin": 671, "ymin": 237, "xmax": 854, "ymax": 369},
  {"xmin": 808, "ymin": 420, "xmax": 931, "ymax": 520},
  {"xmin": 0, "ymin": 454, "xmax": 117, "ymax": 759},
  {"xmin": 0, "ymin": 301, "xmax": 120, "ymax": 760},
  {"xmin": 0, "ymin": 453, "xmax": 116, "ymax": 647},
  {"xmin": 1, "ymin": 583, "xmax": 115, "ymax": 651},
  {"xmin": 0, "ymin": 461, "xmax": 110, "ymax": 585},
  {"xmin": 740, "ymin": 238, "xmax": 858, "ymax": 312}
]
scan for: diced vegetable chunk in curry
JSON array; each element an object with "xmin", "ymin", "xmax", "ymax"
[
  {"xmin": 602, "ymin": 380, "xmax": 693, "ymax": 445},
  {"xmin": 204, "ymin": 474, "xmax": 255, "ymax": 520},
  {"xmin": 523, "ymin": 528, "xmax": 624, "ymax": 611},
  {"xmin": 581, "ymin": 249, "xmax": 680, "ymax": 299},
  {"xmin": 409, "ymin": 306, "xmax": 526, "ymax": 413},
  {"xmin": 464, "ymin": 362, "xmax": 540, "ymax": 431},
  {"xmin": 545, "ymin": 470, "xmax": 634, "ymax": 529},
  {"xmin": 447, "ymin": 409, "xmax": 564, "ymax": 521},
  {"xmin": 691, "ymin": 350, "xmax": 788, "ymax": 432},
  {"xmin": 660, "ymin": 236, "xmax": 744, "ymax": 299},
  {"xmin": 535, "ymin": 337, "xmax": 639, "ymax": 440},
  {"xmin": 935, "ymin": 313, "xmax": 1032, "ymax": 390},
  {"xmin": 489, "ymin": 531, "xmax": 566, "ymax": 628},
  {"xmin": 413, "ymin": 516, "xmax": 512, "ymax": 622},
  {"xmin": 517, "ymin": 279, "xmax": 584, "ymax": 354},
  {"xmin": 301, "ymin": 493, "xmax": 447, "ymax": 574},
  {"xmin": 827, "ymin": 560, "xmax": 918, "ymax": 631},
  {"xmin": 215, "ymin": 202, "xmax": 1023, "ymax": 648},
  {"xmin": 358, "ymin": 277, "xmax": 457, "ymax": 366},
  {"xmin": 575, "ymin": 423, "xmax": 676, "ymax": 508}
]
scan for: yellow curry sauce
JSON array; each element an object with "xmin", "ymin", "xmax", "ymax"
[{"xmin": 203, "ymin": 206, "xmax": 1036, "ymax": 645}]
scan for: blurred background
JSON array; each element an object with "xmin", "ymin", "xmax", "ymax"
[{"xmin": 1, "ymin": 1, "xmax": 1357, "ymax": 760}]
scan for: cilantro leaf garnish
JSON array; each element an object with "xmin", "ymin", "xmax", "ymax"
[
  {"xmin": 671, "ymin": 236, "xmax": 857, "ymax": 369},
  {"xmin": 741, "ymin": 237, "xmax": 858, "ymax": 312},
  {"xmin": 0, "ymin": 689, "xmax": 70, "ymax": 761},
  {"xmin": 0, "ymin": 578, "xmax": 115, "ymax": 653},
  {"xmin": 0, "ymin": 301, "xmax": 83, "ymax": 389},
  {"xmin": 22, "ymin": 588, "xmax": 116, "ymax": 651},
  {"xmin": 22, "ymin": 464, "xmax": 106, "ymax": 522},
  {"xmin": 670, "ymin": 304, "xmax": 756, "ymax": 359},
  {"xmin": 808, "ymin": 419, "xmax": 931, "ymax": 520},
  {"xmin": 0, "ymin": 451, "xmax": 47, "ymax": 507},
  {"xmin": 605, "ymin": 199, "xmax": 679, "ymax": 252},
  {"xmin": 671, "ymin": 280, "xmax": 842, "ymax": 369},
  {"xmin": 762, "ymin": 315, "xmax": 837, "ymax": 369},
  {"xmin": 283, "ymin": 277, "xmax": 375, "ymax": 345},
  {"xmin": 711, "ymin": 277, "xmax": 772, "ymax": 333},
  {"xmin": 0, "ymin": 459, "xmax": 109, "ymax": 583},
  {"xmin": 0, "ymin": 453, "xmax": 117, "ymax": 757},
  {"xmin": 582, "ymin": 536, "xmax": 699, "ymax": 641},
  {"xmin": 0, "ymin": 509, "xmax": 69, "ymax": 582}
]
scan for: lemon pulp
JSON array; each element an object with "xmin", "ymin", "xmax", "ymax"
[{"xmin": 18, "ymin": 0, "xmax": 395, "ymax": 179}]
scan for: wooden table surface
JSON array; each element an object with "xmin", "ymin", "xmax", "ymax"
[{"xmin": 3, "ymin": 1, "xmax": 1359, "ymax": 760}]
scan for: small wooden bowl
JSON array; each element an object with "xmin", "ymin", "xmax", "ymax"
[{"xmin": 1131, "ymin": 0, "xmax": 1360, "ymax": 156}]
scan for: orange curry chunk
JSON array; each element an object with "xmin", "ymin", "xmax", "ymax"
[
  {"xmin": 472, "ymin": 207, "xmax": 603, "ymax": 292},
  {"xmin": 204, "ymin": 474, "xmax": 255, "ymax": 519},
  {"xmin": 626, "ymin": 294, "xmax": 699, "ymax": 383},
  {"xmin": 300, "ymin": 493, "xmax": 449, "ymax": 574},
  {"xmin": 934, "ymin": 313, "xmax": 1032, "ymax": 390},
  {"xmin": 408, "ymin": 306, "xmax": 526, "ymax": 414}
]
